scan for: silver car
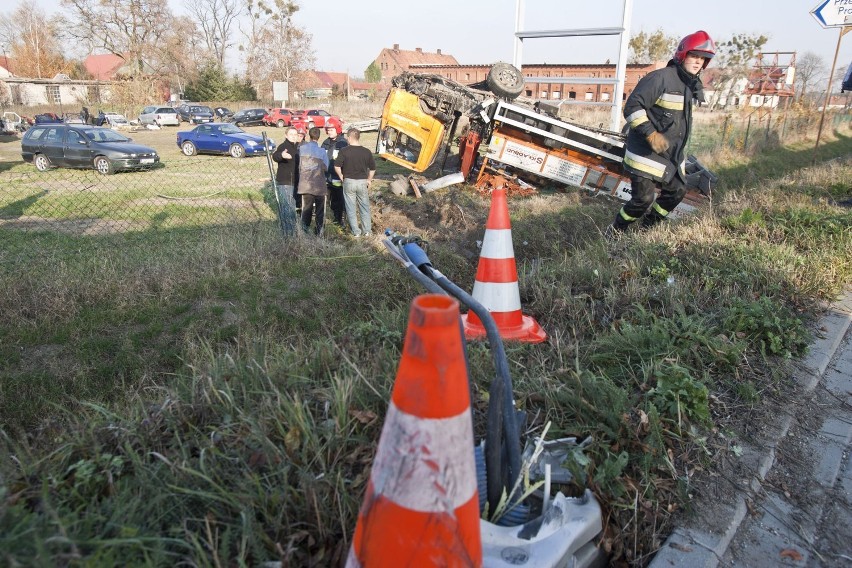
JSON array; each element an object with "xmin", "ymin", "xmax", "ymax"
[{"xmin": 139, "ymin": 106, "xmax": 180, "ymax": 127}]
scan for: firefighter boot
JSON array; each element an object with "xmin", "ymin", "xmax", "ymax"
[{"xmin": 640, "ymin": 210, "xmax": 666, "ymax": 231}]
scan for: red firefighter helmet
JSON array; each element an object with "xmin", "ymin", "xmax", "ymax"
[{"xmin": 674, "ymin": 30, "xmax": 716, "ymax": 69}]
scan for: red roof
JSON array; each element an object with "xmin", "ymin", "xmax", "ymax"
[
  {"xmin": 84, "ymin": 53, "xmax": 126, "ymax": 80},
  {"xmin": 0, "ymin": 55, "xmax": 14, "ymax": 75}
]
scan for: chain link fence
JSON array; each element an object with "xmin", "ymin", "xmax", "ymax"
[{"xmin": 1, "ymin": 150, "xmax": 281, "ymax": 253}]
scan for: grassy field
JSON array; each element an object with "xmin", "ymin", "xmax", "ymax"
[{"xmin": 0, "ymin": 112, "xmax": 850, "ymax": 565}]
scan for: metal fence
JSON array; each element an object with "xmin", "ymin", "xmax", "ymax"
[{"xmin": 688, "ymin": 109, "xmax": 852, "ymax": 155}]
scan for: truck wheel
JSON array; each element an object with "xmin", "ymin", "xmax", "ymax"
[{"xmin": 487, "ymin": 62, "xmax": 525, "ymax": 100}]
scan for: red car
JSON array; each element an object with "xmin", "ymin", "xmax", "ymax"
[
  {"xmin": 290, "ymin": 109, "xmax": 343, "ymax": 130},
  {"xmin": 263, "ymin": 108, "xmax": 297, "ymax": 128}
]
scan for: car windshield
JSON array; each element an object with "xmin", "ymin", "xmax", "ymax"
[
  {"xmin": 156, "ymin": 108, "xmax": 176, "ymax": 113},
  {"xmin": 84, "ymin": 129, "xmax": 130, "ymax": 142},
  {"xmin": 217, "ymin": 124, "xmax": 243, "ymax": 134},
  {"xmin": 190, "ymin": 106, "xmax": 211, "ymax": 113}
]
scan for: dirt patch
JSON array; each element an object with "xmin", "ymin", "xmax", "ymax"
[{"xmin": 0, "ymin": 216, "xmax": 148, "ymax": 235}]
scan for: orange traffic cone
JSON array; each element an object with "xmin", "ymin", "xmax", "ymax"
[
  {"xmin": 461, "ymin": 185, "xmax": 547, "ymax": 343},
  {"xmin": 346, "ymin": 294, "xmax": 482, "ymax": 568}
]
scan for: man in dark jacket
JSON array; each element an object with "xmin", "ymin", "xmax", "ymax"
[
  {"xmin": 607, "ymin": 30, "xmax": 716, "ymax": 236},
  {"xmin": 321, "ymin": 122, "xmax": 348, "ymax": 226},
  {"xmin": 272, "ymin": 126, "xmax": 300, "ymax": 232}
]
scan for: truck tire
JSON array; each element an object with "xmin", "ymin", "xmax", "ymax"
[{"xmin": 487, "ymin": 62, "xmax": 525, "ymax": 100}]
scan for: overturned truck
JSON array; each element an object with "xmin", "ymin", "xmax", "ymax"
[{"xmin": 376, "ymin": 63, "xmax": 716, "ymax": 215}]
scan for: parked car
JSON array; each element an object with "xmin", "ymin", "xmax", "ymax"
[
  {"xmin": 227, "ymin": 108, "xmax": 267, "ymax": 127},
  {"xmin": 21, "ymin": 124, "xmax": 160, "ymax": 175},
  {"xmin": 290, "ymin": 109, "xmax": 343, "ymax": 130},
  {"xmin": 263, "ymin": 108, "xmax": 297, "ymax": 128},
  {"xmin": 103, "ymin": 113, "xmax": 131, "ymax": 128},
  {"xmin": 176, "ymin": 123, "xmax": 275, "ymax": 158},
  {"xmin": 176, "ymin": 104, "xmax": 215, "ymax": 124},
  {"xmin": 2, "ymin": 112, "xmax": 25, "ymax": 134},
  {"xmin": 139, "ymin": 105, "xmax": 180, "ymax": 126},
  {"xmin": 213, "ymin": 107, "xmax": 234, "ymax": 120},
  {"xmin": 34, "ymin": 113, "xmax": 63, "ymax": 125}
]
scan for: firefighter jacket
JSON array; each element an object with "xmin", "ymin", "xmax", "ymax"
[
  {"xmin": 322, "ymin": 135, "xmax": 348, "ymax": 187},
  {"xmin": 623, "ymin": 60, "xmax": 704, "ymax": 184}
]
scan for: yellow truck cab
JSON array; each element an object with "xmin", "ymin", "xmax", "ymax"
[{"xmin": 376, "ymin": 89, "xmax": 445, "ymax": 172}]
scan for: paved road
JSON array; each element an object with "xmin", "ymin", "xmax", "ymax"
[{"xmin": 650, "ymin": 291, "xmax": 852, "ymax": 568}]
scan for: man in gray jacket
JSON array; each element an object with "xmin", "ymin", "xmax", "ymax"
[{"xmin": 297, "ymin": 127, "xmax": 330, "ymax": 235}]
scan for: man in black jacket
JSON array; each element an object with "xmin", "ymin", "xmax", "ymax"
[
  {"xmin": 321, "ymin": 122, "xmax": 348, "ymax": 226},
  {"xmin": 608, "ymin": 30, "xmax": 716, "ymax": 236},
  {"xmin": 272, "ymin": 127, "xmax": 300, "ymax": 231}
]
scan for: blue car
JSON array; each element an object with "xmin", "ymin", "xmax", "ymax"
[{"xmin": 176, "ymin": 123, "xmax": 275, "ymax": 158}]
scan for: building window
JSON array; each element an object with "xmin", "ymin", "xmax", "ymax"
[
  {"xmin": 569, "ymin": 91, "xmax": 576, "ymax": 99},
  {"xmin": 525, "ymin": 90, "xmax": 533, "ymax": 96},
  {"xmin": 552, "ymin": 91, "xmax": 560, "ymax": 99},
  {"xmin": 46, "ymin": 85, "xmax": 61, "ymax": 104},
  {"xmin": 465, "ymin": 73, "xmax": 470, "ymax": 80},
  {"xmin": 540, "ymin": 91, "xmax": 548, "ymax": 99},
  {"xmin": 601, "ymin": 92, "xmax": 610, "ymax": 101},
  {"xmin": 585, "ymin": 92, "xmax": 594, "ymax": 101}
]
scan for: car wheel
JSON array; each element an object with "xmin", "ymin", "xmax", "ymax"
[
  {"xmin": 229, "ymin": 143, "xmax": 245, "ymax": 159},
  {"xmin": 307, "ymin": 121, "xmax": 315, "ymax": 130},
  {"xmin": 487, "ymin": 62, "xmax": 525, "ymax": 100},
  {"xmin": 34, "ymin": 153, "xmax": 50, "ymax": 172},
  {"xmin": 94, "ymin": 156, "xmax": 114, "ymax": 175},
  {"xmin": 277, "ymin": 119, "xmax": 285, "ymax": 128},
  {"xmin": 181, "ymin": 141, "xmax": 197, "ymax": 156}
]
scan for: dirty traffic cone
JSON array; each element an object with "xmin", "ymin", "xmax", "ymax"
[
  {"xmin": 461, "ymin": 185, "xmax": 547, "ymax": 343},
  {"xmin": 346, "ymin": 294, "xmax": 482, "ymax": 568}
]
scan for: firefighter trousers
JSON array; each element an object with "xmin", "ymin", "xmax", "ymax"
[{"xmin": 613, "ymin": 175, "xmax": 686, "ymax": 230}]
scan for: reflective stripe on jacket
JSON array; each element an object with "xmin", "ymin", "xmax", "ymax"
[{"xmin": 623, "ymin": 60, "xmax": 702, "ymax": 183}]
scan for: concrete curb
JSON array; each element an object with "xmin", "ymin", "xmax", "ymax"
[{"xmin": 648, "ymin": 291, "xmax": 852, "ymax": 568}]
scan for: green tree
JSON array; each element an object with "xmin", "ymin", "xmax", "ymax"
[
  {"xmin": 628, "ymin": 29, "xmax": 678, "ymax": 64},
  {"xmin": 184, "ymin": 63, "xmax": 256, "ymax": 101},
  {"xmin": 364, "ymin": 61, "xmax": 381, "ymax": 83}
]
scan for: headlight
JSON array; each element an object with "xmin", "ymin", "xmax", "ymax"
[{"xmin": 246, "ymin": 140, "xmax": 257, "ymax": 146}]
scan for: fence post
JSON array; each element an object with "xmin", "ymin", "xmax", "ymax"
[
  {"xmin": 743, "ymin": 115, "xmax": 752, "ymax": 149},
  {"xmin": 765, "ymin": 114, "xmax": 772, "ymax": 142},
  {"xmin": 721, "ymin": 115, "xmax": 730, "ymax": 147},
  {"xmin": 780, "ymin": 112, "xmax": 788, "ymax": 142}
]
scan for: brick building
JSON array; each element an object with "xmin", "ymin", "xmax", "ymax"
[
  {"xmin": 407, "ymin": 61, "xmax": 666, "ymax": 103},
  {"xmin": 373, "ymin": 44, "xmax": 459, "ymax": 82}
]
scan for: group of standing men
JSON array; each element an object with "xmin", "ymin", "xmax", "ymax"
[{"xmin": 272, "ymin": 123, "xmax": 376, "ymax": 237}]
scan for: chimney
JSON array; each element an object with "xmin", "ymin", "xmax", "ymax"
[
  {"xmin": 416, "ymin": 47, "xmax": 422, "ymax": 53},
  {"xmin": 437, "ymin": 49, "xmax": 442, "ymax": 55},
  {"xmin": 393, "ymin": 44, "xmax": 399, "ymax": 51}
]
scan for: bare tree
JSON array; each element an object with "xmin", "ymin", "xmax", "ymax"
[
  {"xmin": 152, "ymin": 15, "xmax": 209, "ymax": 96},
  {"xmin": 241, "ymin": 0, "xmax": 314, "ymax": 100},
  {"xmin": 628, "ymin": 29, "xmax": 678, "ymax": 64},
  {"xmin": 795, "ymin": 52, "xmax": 826, "ymax": 105},
  {"xmin": 185, "ymin": 0, "xmax": 241, "ymax": 69},
  {"xmin": 0, "ymin": 3, "xmax": 68, "ymax": 78},
  {"xmin": 61, "ymin": 0, "xmax": 174, "ymax": 77}
]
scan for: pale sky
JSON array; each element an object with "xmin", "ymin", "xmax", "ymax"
[{"xmin": 24, "ymin": 0, "xmax": 852, "ymax": 87}]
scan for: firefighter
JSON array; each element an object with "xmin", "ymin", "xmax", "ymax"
[
  {"xmin": 607, "ymin": 30, "xmax": 715, "ymax": 237},
  {"xmin": 321, "ymin": 121, "xmax": 348, "ymax": 226}
]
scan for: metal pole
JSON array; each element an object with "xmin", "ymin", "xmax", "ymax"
[
  {"xmin": 512, "ymin": 0, "xmax": 525, "ymax": 70},
  {"xmin": 812, "ymin": 26, "xmax": 849, "ymax": 164},
  {"xmin": 765, "ymin": 113, "xmax": 772, "ymax": 142},
  {"xmin": 743, "ymin": 114, "xmax": 752, "ymax": 149},
  {"xmin": 610, "ymin": 0, "xmax": 633, "ymax": 132}
]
